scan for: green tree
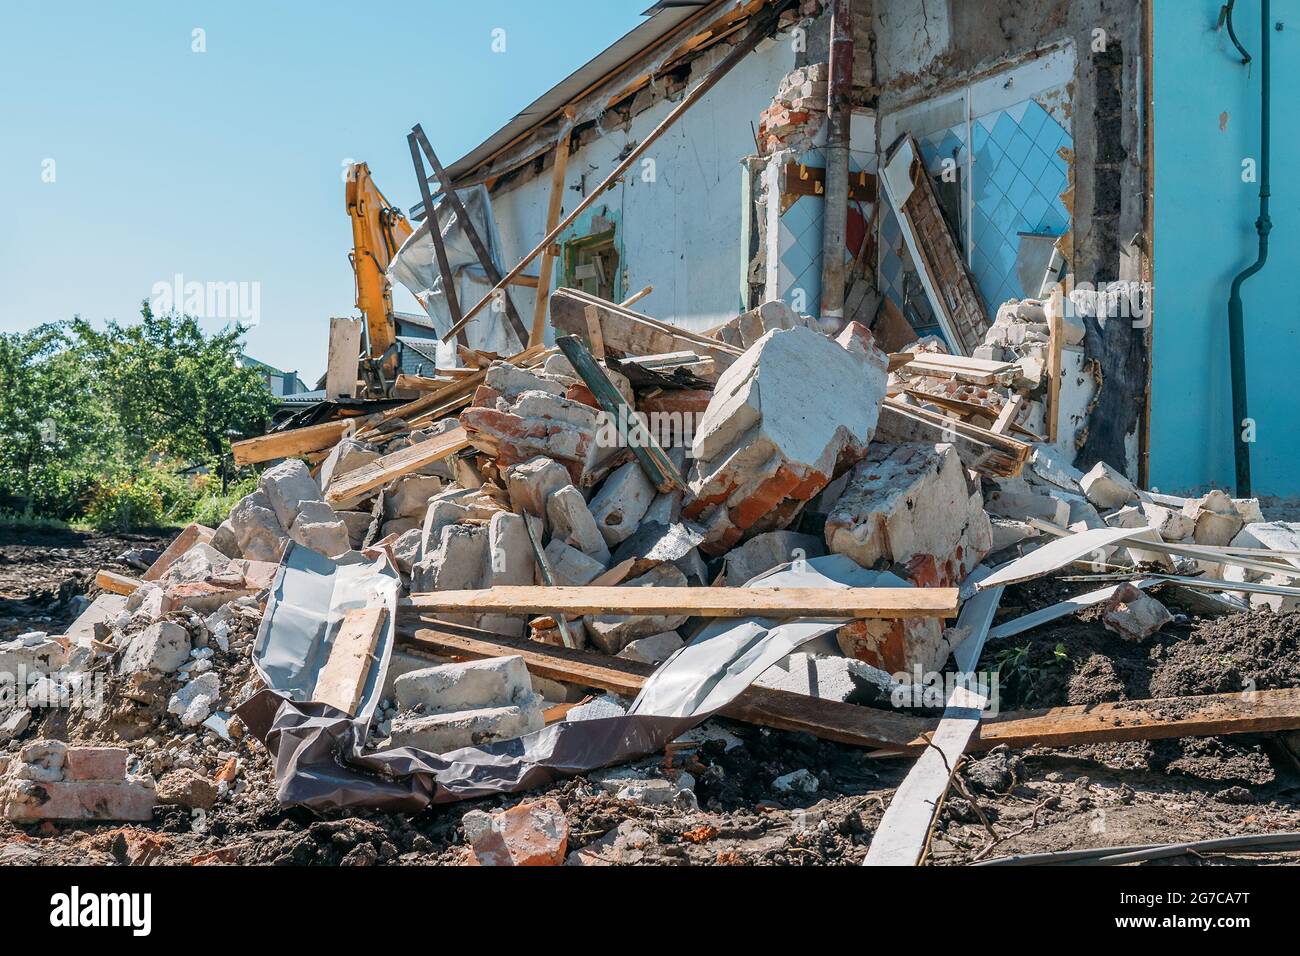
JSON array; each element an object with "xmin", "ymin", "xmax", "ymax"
[
  {"xmin": 0, "ymin": 323, "xmax": 119, "ymax": 517},
  {"xmin": 72, "ymin": 304, "xmax": 274, "ymax": 466}
]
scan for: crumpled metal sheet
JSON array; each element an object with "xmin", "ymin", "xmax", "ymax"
[{"xmin": 239, "ymin": 555, "xmax": 913, "ymax": 811}]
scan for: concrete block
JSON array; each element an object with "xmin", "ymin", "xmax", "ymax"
[
  {"xmin": 1080, "ymin": 460, "xmax": 1138, "ymax": 510},
  {"xmin": 1141, "ymin": 501, "xmax": 1195, "ymax": 541},
  {"xmin": 755, "ymin": 652, "xmax": 897, "ymax": 705},
  {"xmin": 411, "ymin": 524, "xmax": 488, "ymax": 592},
  {"xmin": 584, "ymin": 563, "xmax": 690, "ymax": 654},
  {"xmin": 1102, "ymin": 583, "xmax": 1172, "ymax": 641},
  {"xmin": 0, "ymin": 635, "xmax": 66, "ymax": 677},
  {"xmin": 258, "ymin": 458, "xmax": 323, "ymax": 530},
  {"xmin": 588, "ymin": 460, "xmax": 656, "ymax": 546},
  {"xmin": 337, "ymin": 510, "xmax": 374, "ymax": 549},
  {"xmin": 547, "ymin": 485, "xmax": 611, "ymax": 564},
  {"xmin": 390, "ymin": 528, "xmax": 424, "ymax": 575},
  {"xmin": 2, "ymin": 777, "xmax": 156, "ymax": 822},
  {"xmin": 119, "ymin": 621, "xmax": 191, "ymax": 675},
  {"xmin": 320, "ymin": 438, "xmax": 380, "ymax": 490},
  {"xmin": 1192, "ymin": 508, "xmax": 1244, "ymax": 547},
  {"xmin": 167, "ymin": 672, "xmax": 221, "ymax": 726},
  {"xmin": 723, "ymin": 530, "xmax": 825, "ymax": 586},
  {"xmin": 228, "ymin": 490, "xmax": 288, "ymax": 562},
  {"xmin": 385, "ymin": 474, "xmax": 445, "ymax": 520},
  {"xmin": 395, "ymin": 655, "xmax": 532, "ymax": 713},
  {"xmin": 289, "ymin": 500, "xmax": 351, "ymax": 558},
  {"xmin": 487, "ymin": 512, "xmax": 534, "ymax": 586},
  {"xmin": 211, "ymin": 520, "xmax": 241, "ymax": 559},
  {"xmin": 825, "ymin": 443, "xmax": 991, "ymax": 587},
  {"xmin": 389, "ymin": 701, "xmax": 543, "ymax": 753},
  {"xmin": 504, "ymin": 456, "xmax": 571, "ymax": 526},
  {"xmin": 616, "ymin": 631, "xmax": 684, "ymax": 665},
  {"xmin": 988, "ymin": 517, "xmax": 1040, "ymax": 553},
  {"xmin": 461, "ymin": 389, "xmax": 604, "ymax": 486},
  {"xmin": 543, "ymin": 539, "xmax": 606, "ymax": 586},
  {"xmin": 684, "ymin": 325, "xmax": 888, "ymax": 553}
]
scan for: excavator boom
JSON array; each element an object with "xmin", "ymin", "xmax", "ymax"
[{"xmin": 345, "ymin": 162, "xmax": 412, "ymax": 385}]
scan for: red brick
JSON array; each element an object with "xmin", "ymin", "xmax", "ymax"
[
  {"xmin": 468, "ymin": 798, "xmax": 568, "ymax": 866},
  {"xmin": 64, "ymin": 747, "xmax": 128, "ymax": 782}
]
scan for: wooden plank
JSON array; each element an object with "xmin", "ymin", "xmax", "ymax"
[
  {"xmin": 555, "ymin": 334, "xmax": 684, "ymax": 492},
  {"xmin": 402, "ymin": 622, "xmax": 927, "ymax": 748},
  {"xmin": 405, "ymin": 585, "xmax": 959, "ymax": 619},
  {"xmin": 991, "ymin": 393, "xmax": 1025, "ymax": 436},
  {"xmin": 95, "ymin": 570, "xmax": 140, "ymax": 596},
  {"xmin": 878, "ymin": 398, "xmax": 1029, "ymax": 478},
  {"xmin": 313, "ymin": 606, "xmax": 387, "ymax": 715},
  {"xmin": 324, "ymin": 425, "xmax": 470, "ymax": 507},
  {"xmin": 1046, "ymin": 290, "xmax": 1065, "ymax": 444},
  {"xmin": 141, "ymin": 523, "xmax": 214, "ymax": 582},
  {"xmin": 530, "ymin": 124, "xmax": 572, "ymax": 347},
  {"xmin": 325, "ymin": 317, "xmax": 363, "ymax": 399},
  {"xmin": 964, "ymin": 687, "xmax": 1300, "ymax": 752},
  {"xmin": 231, "ymin": 419, "xmax": 355, "ymax": 467}
]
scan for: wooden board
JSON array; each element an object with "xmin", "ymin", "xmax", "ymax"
[
  {"xmin": 231, "ymin": 419, "xmax": 356, "ymax": 467},
  {"xmin": 312, "ymin": 606, "xmax": 387, "ymax": 716},
  {"xmin": 141, "ymin": 523, "xmax": 214, "ymax": 582},
  {"xmin": 965, "ymin": 687, "xmax": 1300, "ymax": 751},
  {"xmin": 530, "ymin": 125, "xmax": 572, "ymax": 347},
  {"xmin": 325, "ymin": 425, "xmax": 470, "ymax": 508},
  {"xmin": 405, "ymin": 585, "xmax": 959, "ymax": 619},
  {"xmin": 878, "ymin": 398, "xmax": 1029, "ymax": 478}
]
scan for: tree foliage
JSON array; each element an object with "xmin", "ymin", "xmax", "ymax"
[{"xmin": 0, "ymin": 305, "xmax": 275, "ymax": 522}]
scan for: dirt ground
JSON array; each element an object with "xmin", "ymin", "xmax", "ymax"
[{"xmin": 4, "ymin": 528, "xmax": 1300, "ymax": 866}]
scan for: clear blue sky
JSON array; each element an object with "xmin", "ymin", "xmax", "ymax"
[{"xmin": 0, "ymin": 0, "xmax": 650, "ymax": 383}]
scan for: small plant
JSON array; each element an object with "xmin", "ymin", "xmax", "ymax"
[{"xmin": 994, "ymin": 641, "xmax": 1070, "ymax": 708}]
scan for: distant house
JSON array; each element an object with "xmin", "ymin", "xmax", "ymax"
[{"xmin": 238, "ymin": 354, "xmax": 308, "ymax": 398}]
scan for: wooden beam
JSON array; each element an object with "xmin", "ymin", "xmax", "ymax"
[
  {"xmin": 440, "ymin": 1, "xmax": 794, "ymax": 344},
  {"xmin": 405, "ymin": 585, "xmax": 959, "ymax": 619},
  {"xmin": 555, "ymin": 334, "xmax": 684, "ymax": 492},
  {"xmin": 231, "ymin": 419, "xmax": 357, "ymax": 467},
  {"xmin": 1046, "ymin": 290, "xmax": 1065, "ymax": 444},
  {"xmin": 325, "ymin": 425, "xmax": 470, "ymax": 507},
  {"xmin": 991, "ymin": 393, "xmax": 1025, "ymax": 436},
  {"xmin": 313, "ymin": 606, "xmax": 387, "ymax": 716},
  {"xmin": 878, "ymin": 398, "xmax": 1029, "ymax": 478},
  {"xmin": 402, "ymin": 622, "xmax": 926, "ymax": 748},
  {"xmin": 529, "ymin": 124, "xmax": 572, "ymax": 347},
  {"xmin": 964, "ymin": 687, "xmax": 1300, "ymax": 752}
]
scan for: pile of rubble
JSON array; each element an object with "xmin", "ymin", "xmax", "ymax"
[{"xmin": 5, "ymin": 283, "xmax": 1300, "ymax": 868}]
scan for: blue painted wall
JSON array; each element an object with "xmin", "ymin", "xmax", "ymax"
[{"xmin": 1152, "ymin": 0, "xmax": 1299, "ymax": 495}]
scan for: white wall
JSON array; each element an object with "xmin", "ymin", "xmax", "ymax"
[{"xmin": 487, "ymin": 35, "xmax": 799, "ymax": 336}]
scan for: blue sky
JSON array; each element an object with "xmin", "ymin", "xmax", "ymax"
[{"xmin": 0, "ymin": 0, "xmax": 650, "ymax": 382}]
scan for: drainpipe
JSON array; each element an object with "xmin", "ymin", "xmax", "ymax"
[
  {"xmin": 819, "ymin": 0, "xmax": 854, "ymax": 329},
  {"xmin": 1226, "ymin": 0, "xmax": 1270, "ymax": 497}
]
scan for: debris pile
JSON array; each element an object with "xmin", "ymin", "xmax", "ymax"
[{"xmin": 6, "ymin": 281, "xmax": 1300, "ymax": 870}]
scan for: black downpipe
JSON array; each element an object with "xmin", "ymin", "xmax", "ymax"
[{"xmin": 1226, "ymin": 0, "xmax": 1271, "ymax": 497}]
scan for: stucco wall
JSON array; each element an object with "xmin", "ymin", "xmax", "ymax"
[
  {"xmin": 485, "ymin": 35, "xmax": 801, "ymax": 336},
  {"xmin": 1151, "ymin": 0, "xmax": 1299, "ymax": 496}
]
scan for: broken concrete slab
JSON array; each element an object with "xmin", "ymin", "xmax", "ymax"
[
  {"xmin": 1, "ymin": 741, "xmax": 155, "ymax": 822},
  {"xmin": 412, "ymin": 524, "xmax": 488, "ymax": 592},
  {"xmin": 288, "ymin": 500, "xmax": 352, "ymax": 558},
  {"xmin": 588, "ymin": 459, "xmax": 656, "ymax": 547},
  {"xmin": 546, "ymin": 485, "xmax": 611, "ymax": 564},
  {"xmin": 615, "ymin": 631, "xmax": 684, "ymax": 665},
  {"xmin": 227, "ymin": 490, "xmax": 289, "ymax": 562},
  {"xmin": 824, "ymin": 443, "xmax": 991, "ymax": 588},
  {"xmin": 389, "ymin": 702, "xmax": 543, "ymax": 753},
  {"xmin": 504, "ymin": 455, "xmax": 570, "ymax": 527},
  {"xmin": 542, "ymin": 539, "xmax": 606, "ymax": 586},
  {"xmin": 754, "ymin": 651, "xmax": 897, "ymax": 705},
  {"xmin": 395, "ymin": 655, "xmax": 533, "ymax": 714},
  {"xmin": 723, "ymin": 530, "xmax": 825, "ymax": 586},
  {"xmin": 684, "ymin": 324, "xmax": 888, "ymax": 554},
  {"xmin": 118, "ymin": 621, "xmax": 191, "ymax": 675},
  {"xmin": 258, "ymin": 458, "xmax": 323, "ymax": 530}
]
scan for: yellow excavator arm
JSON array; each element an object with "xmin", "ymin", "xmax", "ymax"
[{"xmin": 345, "ymin": 162, "xmax": 413, "ymax": 385}]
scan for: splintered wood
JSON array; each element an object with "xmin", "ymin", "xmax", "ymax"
[{"xmin": 312, "ymin": 606, "xmax": 388, "ymax": 715}]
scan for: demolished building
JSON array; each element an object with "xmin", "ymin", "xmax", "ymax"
[{"xmin": 6, "ymin": 0, "xmax": 1300, "ymax": 869}]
